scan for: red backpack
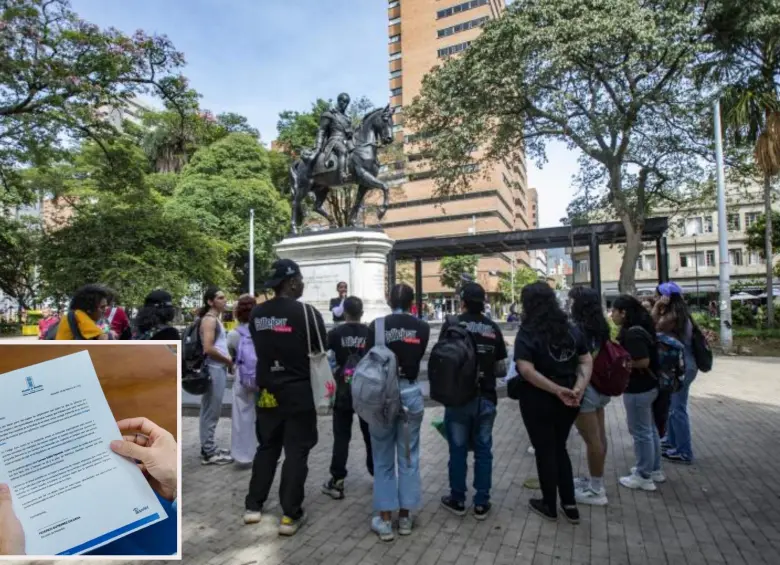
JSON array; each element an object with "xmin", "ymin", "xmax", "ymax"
[{"xmin": 591, "ymin": 341, "xmax": 632, "ymax": 396}]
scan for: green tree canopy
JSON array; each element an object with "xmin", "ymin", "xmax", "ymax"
[
  {"xmin": 439, "ymin": 255, "xmax": 479, "ymax": 290},
  {"xmin": 0, "ymin": 215, "xmax": 42, "ymax": 316},
  {"xmin": 169, "ymin": 133, "xmax": 290, "ymax": 292},
  {"xmin": 36, "ymin": 137, "xmax": 232, "ymax": 304},
  {"xmin": 746, "ymin": 212, "xmax": 780, "ymax": 255},
  {"xmin": 407, "ymin": 0, "xmax": 711, "ymax": 294},
  {"xmin": 0, "ymin": 0, "xmax": 189, "ymax": 194},
  {"xmin": 497, "ymin": 266, "xmax": 539, "ymax": 305}
]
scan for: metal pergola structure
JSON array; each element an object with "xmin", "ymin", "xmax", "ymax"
[{"xmin": 388, "ymin": 217, "xmax": 671, "ymax": 315}]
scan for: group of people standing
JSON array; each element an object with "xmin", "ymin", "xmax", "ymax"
[
  {"xmin": 193, "ymin": 260, "xmax": 702, "ymax": 541},
  {"xmin": 39, "ymin": 284, "xmax": 181, "ymax": 341}
]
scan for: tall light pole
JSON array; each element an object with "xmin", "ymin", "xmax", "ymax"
[
  {"xmin": 694, "ymin": 234, "xmax": 700, "ymax": 310},
  {"xmin": 714, "ymin": 100, "xmax": 733, "ymax": 352},
  {"xmin": 249, "ymin": 209, "xmax": 255, "ymax": 297}
]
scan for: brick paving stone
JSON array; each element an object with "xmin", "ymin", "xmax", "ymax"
[{"xmin": 8, "ymin": 357, "xmax": 780, "ymax": 565}]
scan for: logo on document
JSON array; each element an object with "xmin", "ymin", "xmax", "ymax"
[{"xmin": 22, "ymin": 375, "xmax": 44, "ymax": 396}]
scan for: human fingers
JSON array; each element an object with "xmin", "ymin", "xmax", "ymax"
[
  {"xmin": 116, "ymin": 417, "xmax": 160, "ymax": 438},
  {"xmin": 110, "ymin": 438, "xmax": 149, "ymax": 462}
]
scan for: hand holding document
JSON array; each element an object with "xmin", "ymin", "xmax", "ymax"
[{"xmin": 0, "ymin": 351, "xmax": 169, "ymax": 556}]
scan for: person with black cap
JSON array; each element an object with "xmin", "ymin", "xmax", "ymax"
[
  {"xmin": 439, "ymin": 282, "xmax": 508, "ymax": 521},
  {"xmin": 244, "ymin": 259, "xmax": 326, "ymax": 537},
  {"xmin": 134, "ymin": 290, "xmax": 181, "ymax": 340}
]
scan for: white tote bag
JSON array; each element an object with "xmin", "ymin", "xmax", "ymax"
[{"xmin": 303, "ymin": 302, "xmax": 336, "ymax": 410}]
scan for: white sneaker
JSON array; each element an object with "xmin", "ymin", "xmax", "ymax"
[
  {"xmin": 619, "ymin": 472, "xmax": 657, "ymax": 492},
  {"xmin": 575, "ymin": 486, "xmax": 608, "ymax": 506},
  {"xmin": 371, "ymin": 516, "xmax": 394, "ymax": 542},
  {"xmin": 573, "ymin": 476, "xmax": 590, "ymax": 490},
  {"xmin": 631, "ymin": 467, "xmax": 666, "ymax": 483},
  {"xmin": 243, "ymin": 510, "xmax": 262, "ymax": 524},
  {"xmin": 527, "ymin": 446, "xmax": 535, "ymax": 455}
]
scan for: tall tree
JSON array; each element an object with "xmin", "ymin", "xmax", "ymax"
[
  {"xmin": 406, "ymin": 0, "xmax": 711, "ymax": 293},
  {"xmin": 169, "ymin": 133, "xmax": 290, "ymax": 292},
  {"xmin": 439, "ymin": 255, "xmax": 479, "ymax": 290},
  {"xmin": 703, "ymin": 0, "xmax": 780, "ymax": 326},
  {"xmin": 0, "ymin": 215, "xmax": 42, "ymax": 319},
  {"xmin": 37, "ymin": 137, "xmax": 232, "ymax": 304},
  {"xmin": 497, "ymin": 266, "xmax": 539, "ymax": 306},
  {"xmin": 0, "ymin": 0, "xmax": 189, "ymax": 192}
]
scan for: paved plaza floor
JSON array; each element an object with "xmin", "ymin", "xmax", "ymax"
[{"xmin": 16, "ymin": 356, "xmax": 780, "ymax": 565}]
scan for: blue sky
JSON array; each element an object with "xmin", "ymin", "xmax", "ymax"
[{"xmin": 70, "ymin": 0, "xmax": 578, "ymax": 227}]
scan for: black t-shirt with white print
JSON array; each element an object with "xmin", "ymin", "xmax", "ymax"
[
  {"xmin": 440, "ymin": 313, "xmax": 508, "ymax": 406},
  {"xmin": 249, "ymin": 296, "xmax": 327, "ymax": 413},
  {"xmin": 366, "ymin": 313, "xmax": 430, "ymax": 382},
  {"xmin": 327, "ymin": 322, "xmax": 369, "ymax": 410}
]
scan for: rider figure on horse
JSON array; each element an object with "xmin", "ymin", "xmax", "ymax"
[{"xmin": 312, "ymin": 93, "xmax": 354, "ymax": 184}]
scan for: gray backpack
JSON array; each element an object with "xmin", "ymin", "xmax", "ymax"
[{"xmin": 351, "ymin": 316, "xmax": 402, "ymax": 431}]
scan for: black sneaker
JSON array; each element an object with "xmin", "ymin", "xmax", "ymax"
[
  {"xmin": 560, "ymin": 504, "xmax": 580, "ymax": 524},
  {"xmin": 321, "ymin": 478, "xmax": 345, "ymax": 500},
  {"xmin": 529, "ymin": 498, "xmax": 557, "ymax": 521},
  {"xmin": 473, "ymin": 502, "xmax": 491, "ymax": 521},
  {"xmin": 662, "ymin": 451, "xmax": 693, "ymax": 465},
  {"xmin": 440, "ymin": 495, "xmax": 467, "ymax": 517}
]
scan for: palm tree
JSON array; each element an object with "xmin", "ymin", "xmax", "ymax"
[{"xmin": 704, "ymin": 0, "xmax": 780, "ymax": 328}]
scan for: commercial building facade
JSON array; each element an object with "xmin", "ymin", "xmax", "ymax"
[
  {"xmin": 571, "ymin": 182, "xmax": 780, "ymax": 299},
  {"xmin": 381, "ymin": 0, "xmax": 532, "ymax": 302}
]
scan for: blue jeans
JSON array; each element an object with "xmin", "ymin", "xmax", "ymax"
[
  {"xmin": 666, "ymin": 361, "xmax": 698, "ymax": 460},
  {"xmin": 445, "ymin": 396, "xmax": 497, "ymax": 506},
  {"xmin": 370, "ymin": 380, "xmax": 424, "ymax": 512},
  {"xmin": 623, "ymin": 388, "xmax": 661, "ymax": 479}
]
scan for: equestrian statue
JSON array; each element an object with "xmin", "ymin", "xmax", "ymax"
[{"xmin": 289, "ymin": 93, "xmax": 395, "ymax": 233}]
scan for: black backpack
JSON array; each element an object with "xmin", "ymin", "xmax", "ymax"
[
  {"xmin": 691, "ymin": 323, "xmax": 713, "ymax": 373},
  {"xmin": 428, "ymin": 315, "xmax": 479, "ymax": 407},
  {"xmin": 181, "ymin": 318, "xmax": 212, "ymax": 395}
]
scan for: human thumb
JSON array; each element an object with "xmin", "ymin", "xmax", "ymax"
[
  {"xmin": 110, "ymin": 439, "xmax": 147, "ymax": 462},
  {"xmin": 0, "ymin": 483, "xmax": 11, "ymax": 504}
]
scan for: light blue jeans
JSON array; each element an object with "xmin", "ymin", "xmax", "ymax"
[
  {"xmin": 445, "ymin": 397, "xmax": 496, "ymax": 506},
  {"xmin": 666, "ymin": 352, "xmax": 698, "ymax": 460},
  {"xmin": 623, "ymin": 388, "xmax": 661, "ymax": 479},
  {"xmin": 370, "ymin": 380, "xmax": 424, "ymax": 512}
]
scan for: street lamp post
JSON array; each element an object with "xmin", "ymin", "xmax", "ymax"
[
  {"xmin": 249, "ymin": 209, "xmax": 255, "ymax": 297},
  {"xmin": 714, "ymin": 100, "xmax": 733, "ymax": 352},
  {"xmin": 694, "ymin": 234, "xmax": 700, "ymax": 310}
]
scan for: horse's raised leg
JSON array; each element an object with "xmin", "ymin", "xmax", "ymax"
[
  {"xmin": 313, "ymin": 185, "xmax": 335, "ymax": 226},
  {"xmin": 352, "ymin": 166, "xmax": 390, "ymax": 223}
]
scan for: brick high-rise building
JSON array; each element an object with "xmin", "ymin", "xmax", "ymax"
[{"xmin": 381, "ymin": 0, "xmax": 532, "ymax": 303}]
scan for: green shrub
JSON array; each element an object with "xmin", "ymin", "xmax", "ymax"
[
  {"xmin": 730, "ymin": 303, "xmax": 756, "ymax": 328},
  {"xmin": 0, "ymin": 323, "xmax": 22, "ymax": 336}
]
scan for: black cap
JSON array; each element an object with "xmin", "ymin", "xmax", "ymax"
[
  {"xmin": 460, "ymin": 282, "xmax": 486, "ymax": 304},
  {"xmin": 145, "ymin": 289, "xmax": 173, "ymax": 307},
  {"xmin": 264, "ymin": 259, "xmax": 301, "ymax": 289}
]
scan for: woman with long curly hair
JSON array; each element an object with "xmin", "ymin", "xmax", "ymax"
[
  {"xmin": 514, "ymin": 282, "xmax": 593, "ymax": 523},
  {"xmin": 568, "ymin": 287, "xmax": 612, "ymax": 506},
  {"xmin": 611, "ymin": 295, "xmax": 664, "ymax": 492}
]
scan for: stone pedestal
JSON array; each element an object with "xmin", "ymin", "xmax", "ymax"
[{"xmin": 274, "ymin": 229, "xmax": 395, "ymax": 324}]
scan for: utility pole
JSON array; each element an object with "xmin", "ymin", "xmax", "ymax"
[
  {"xmin": 249, "ymin": 209, "xmax": 255, "ymax": 297},
  {"xmin": 714, "ymin": 100, "xmax": 732, "ymax": 352}
]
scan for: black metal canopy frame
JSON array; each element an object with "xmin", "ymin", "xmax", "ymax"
[{"xmin": 387, "ymin": 217, "xmax": 670, "ymax": 316}]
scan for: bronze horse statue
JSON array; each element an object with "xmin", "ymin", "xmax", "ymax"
[{"xmin": 289, "ymin": 105, "xmax": 395, "ymax": 233}]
